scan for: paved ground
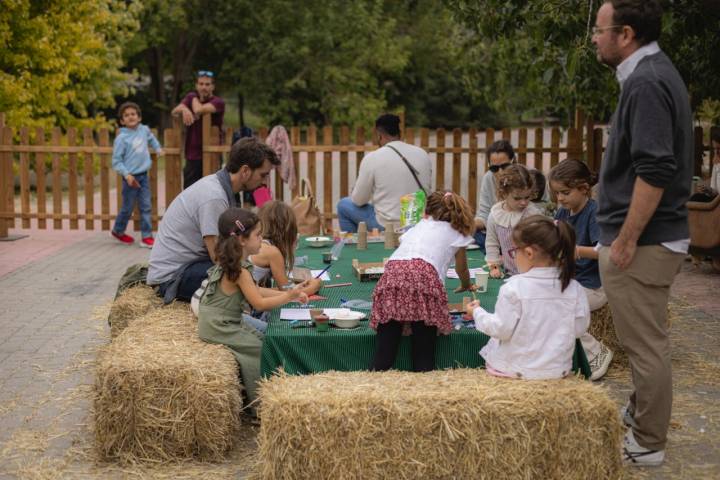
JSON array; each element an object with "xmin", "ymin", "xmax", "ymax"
[{"xmin": 0, "ymin": 229, "xmax": 718, "ymax": 479}]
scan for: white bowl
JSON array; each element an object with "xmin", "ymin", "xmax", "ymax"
[
  {"xmin": 332, "ymin": 310, "xmax": 365, "ymax": 329},
  {"xmin": 306, "ymin": 236, "xmax": 333, "ymax": 248}
]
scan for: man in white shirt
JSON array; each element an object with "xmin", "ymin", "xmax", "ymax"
[{"xmin": 336, "ymin": 114, "xmax": 432, "ymax": 232}]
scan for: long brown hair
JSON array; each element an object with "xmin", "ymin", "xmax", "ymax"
[
  {"xmin": 548, "ymin": 159, "xmax": 597, "ymax": 193},
  {"xmin": 424, "ymin": 191, "xmax": 475, "ymax": 236},
  {"xmin": 215, "ymin": 208, "xmax": 261, "ymax": 282},
  {"xmin": 258, "ymin": 200, "xmax": 297, "ymax": 271},
  {"xmin": 496, "ymin": 164, "xmax": 534, "ymax": 200},
  {"xmin": 512, "ymin": 215, "xmax": 576, "ymax": 291}
]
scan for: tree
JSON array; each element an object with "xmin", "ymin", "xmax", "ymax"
[
  {"xmin": 0, "ymin": 0, "xmax": 139, "ymax": 129},
  {"xmin": 447, "ymin": 0, "xmax": 720, "ymax": 124},
  {"xmin": 217, "ymin": 0, "xmax": 410, "ymax": 126}
]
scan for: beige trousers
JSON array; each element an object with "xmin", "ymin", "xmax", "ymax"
[{"xmin": 599, "ymin": 245, "xmax": 684, "ymax": 450}]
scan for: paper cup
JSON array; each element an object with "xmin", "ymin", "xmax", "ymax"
[{"xmin": 475, "ymin": 270, "xmax": 489, "ymax": 293}]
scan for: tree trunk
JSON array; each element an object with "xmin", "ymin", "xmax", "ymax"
[{"xmin": 147, "ymin": 47, "xmax": 167, "ymax": 131}]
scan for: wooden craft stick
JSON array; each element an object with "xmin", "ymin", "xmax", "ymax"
[{"xmin": 323, "ymin": 282, "xmax": 353, "ymax": 288}]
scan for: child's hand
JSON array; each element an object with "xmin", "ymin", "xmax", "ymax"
[
  {"xmin": 155, "ymin": 148, "xmax": 164, "ymax": 156},
  {"xmin": 489, "ymin": 265, "xmax": 503, "ymax": 279},
  {"xmin": 466, "ymin": 300, "xmax": 480, "ymax": 316},
  {"xmin": 296, "ymin": 292, "xmax": 309, "ymax": 305},
  {"xmin": 453, "ymin": 283, "xmax": 476, "ymax": 293},
  {"xmin": 125, "ymin": 174, "xmax": 140, "ymax": 188}
]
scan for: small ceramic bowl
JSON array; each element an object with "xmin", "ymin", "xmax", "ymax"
[
  {"xmin": 332, "ymin": 310, "xmax": 365, "ymax": 329},
  {"xmin": 306, "ymin": 236, "xmax": 333, "ymax": 248}
]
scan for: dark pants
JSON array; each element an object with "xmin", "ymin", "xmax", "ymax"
[
  {"xmin": 473, "ymin": 229, "xmax": 487, "ymax": 254},
  {"xmin": 370, "ymin": 321, "xmax": 437, "ymax": 372},
  {"xmin": 183, "ymin": 159, "xmax": 203, "ymax": 189},
  {"xmin": 157, "ymin": 259, "xmax": 213, "ymax": 302},
  {"xmin": 113, "ymin": 172, "xmax": 152, "ymax": 238}
]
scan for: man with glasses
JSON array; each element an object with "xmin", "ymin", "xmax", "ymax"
[
  {"xmin": 473, "ymin": 139, "xmax": 516, "ymax": 251},
  {"xmin": 172, "ymin": 70, "xmax": 225, "ymax": 188},
  {"xmin": 592, "ymin": 0, "xmax": 692, "ymax": 466}
]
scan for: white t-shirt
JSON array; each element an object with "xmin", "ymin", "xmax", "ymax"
[
  {"xmin": 390, "ymin": 218, "xmax": 474, "ymax": 281},
  {"xmin": 350, "ymin": 141, "xmax": 432, "ymax": 225}
]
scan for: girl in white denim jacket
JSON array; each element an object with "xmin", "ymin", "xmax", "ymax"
[{"xmin": 467, "ymin": 215, "xmax": 590, "ymax": 379}]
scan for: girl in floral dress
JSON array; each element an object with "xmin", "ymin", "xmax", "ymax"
[{"xmin": 369, "ymin": 191, "xmax": 476, "ymax": 372}]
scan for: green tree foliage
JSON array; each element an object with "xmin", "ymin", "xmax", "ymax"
[
  {"xmin": 448, "ymin": 0, "xmax": 720, "ymax": 124},
  {"xmin": 216, "ymin": 0, "xmax": 410, "ymax": 126},
  {"xmin": 0, "ymin": 0, "xmax": 139, "ymax": 129}
]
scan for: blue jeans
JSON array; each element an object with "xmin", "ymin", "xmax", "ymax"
[
  {"xmin": 473, "ymin": 229, "xmax": 487, "ymax": 254},
  {"xmin": 157, "ymin": 259, "xmax": 214, "ymax": 303},
  {"xmin": 336, "ymin": 197, "xmax": 385, "ymax": 233},
  {"xmin": 113, "ymin": 172, "xmax": 152, "ymax": 238}
]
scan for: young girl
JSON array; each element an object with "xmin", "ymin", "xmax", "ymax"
[
  {"xmin": 549, "ymin": 159, "xmax": 613, "ymax": 380},
  {"xmin": 370, "ymin": 191, "xmax": 476, "ymax": 372},
  {"xmin": 485, "ymin": 164, "xmax": 543, "ymax": 278},
  {"xmin": 466, "ymin": 215, "xmax": 590, "ymax": 379},
  {"xmin": 198, "ymin": 207, "xmax": 309, "ymax": 408},
  {"xmin": 249, "ymin": 200, "xmax": 322, "ymax": 295}
]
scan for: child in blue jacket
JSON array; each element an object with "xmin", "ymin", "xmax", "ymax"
[{"xmin": 111, "ymin": 102, "xmax": 163, "ymax": 247}]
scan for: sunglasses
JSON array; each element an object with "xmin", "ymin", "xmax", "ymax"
[
  {"xmin": 197, "ymin": 70, "xmax": 214, "ymax": 78},
  {"xmin": 489, "ymin": 162, "xmax": 512, "ymax": 173}
]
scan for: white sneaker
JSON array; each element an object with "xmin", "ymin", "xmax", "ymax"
[
  {"xmin": 620, "ymin": 403, "xmax": 638, "ymax": 429},
  {"xmin": 623, "ymin": 429, "xmax": 665, "ymax": 466},
  {"xmin": 588, "ymin": 343, "xmax": 613, "ymax": 381}
]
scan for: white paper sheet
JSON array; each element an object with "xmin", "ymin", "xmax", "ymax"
[
  {"xmin": 446, "ymin": 267, "xmax": 487, "ymax": 279},
  {"xmin": 279, "ymin": 307, "xmax": 352, "ymax": 320},
  {"xmin": 310, "ymin": 270, "xmax": 331, "ymax": 281}
]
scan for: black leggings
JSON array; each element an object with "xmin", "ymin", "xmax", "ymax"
[{"xmin": 370, "ymin": 321, "xmax": 437, "ymax": 372}]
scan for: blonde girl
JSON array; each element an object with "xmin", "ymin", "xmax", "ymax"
[
  {"xmin": 467, "ymin": 215, "xmax": 590, "ymax": 379},
  {"xmin": 485, "ymin": 164, "xmax": 543, "ymax": 278},
  {"xmin": 370, "ymin": 191, "xmax": 476, "ymax": 372},
  {"xmin": 549, "ymin": 159, "xmax": 613, "ymax": 380},
  {"xmin": 198, "ymin": 207, "xmax": 309, "ymax": 407},
  {"xmin": 250, "ymin": 200, "xmax": 322, "ymax": 295}
]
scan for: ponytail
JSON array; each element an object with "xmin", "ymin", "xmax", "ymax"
[
  {"xmin": 554, "ymin": 220, "xmax": 577, "ymax": 291},
  {"xmin": 512, "ymin": 215, "xmax": 576, "ymax": 291},
  {"xmin": 425, "ymin": 190, "xmax": 475, "ymax": 236}
]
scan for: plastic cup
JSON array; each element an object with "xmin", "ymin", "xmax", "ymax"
[
  {"xmin": 475, "ymin": 270, "xmax": 489, "ymax": 293},
  {"xmin": 314, "ymin": 314, "xmax": 330, "ymax": 333}
]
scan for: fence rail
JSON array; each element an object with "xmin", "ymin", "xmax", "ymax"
[{"xmin": 0, "ymin": 112, "xmax": 714, "ymax": 239}]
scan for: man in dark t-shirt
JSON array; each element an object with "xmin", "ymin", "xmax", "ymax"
[{"xmin": 172, "ymin": 71, "xmax": 225, "ymax": 188}]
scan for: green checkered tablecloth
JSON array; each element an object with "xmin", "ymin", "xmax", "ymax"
[{"xmin": 260, "ymin": 238, "xmax": 591, "ymax": 378}]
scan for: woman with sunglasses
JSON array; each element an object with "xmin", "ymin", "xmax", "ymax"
[
  {"xmin": 485, "ymin": 164, "xmax": 543, "ymax": 278},
  {"xmin": 473, "ymin": 140, "xmax": 517, "ymax": 252}
]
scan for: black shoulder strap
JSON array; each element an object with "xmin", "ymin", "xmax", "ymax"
[{"xmin": 385, "ymin": 144, "xmax": 426, "ymax": 194}]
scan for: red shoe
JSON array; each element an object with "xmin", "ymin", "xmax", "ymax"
[
  {"xmin": 112, "ymin": 231, "xmax": 134, "ymax": 245},
  {"xmin": 140, "ymin": 237, "xmax": 155, "ymax": 248}
]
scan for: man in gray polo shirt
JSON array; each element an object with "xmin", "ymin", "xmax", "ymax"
[{"xmin": 148, "ymin": 138, "xmax": 279, "ymax": 302}]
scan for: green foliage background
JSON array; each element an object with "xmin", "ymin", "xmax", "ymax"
[{"xmin": 1, "ymin": 0, "xmax": 718, "ymax": 129}]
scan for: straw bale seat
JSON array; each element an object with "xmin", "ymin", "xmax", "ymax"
[
  {"xmin": 107, "ymin": 284, "xmax": 163, "ymax": 338},
  {"xmin": 95, "ymin": 308, "xmax": 242, "ymax": 464},
  {"xmin": 257, "ymin": 369, "xmax": 622, "ymax": 480},
  {"xmin": 587, "ymin": 304, "xmax": 625, "ymax": 364}
]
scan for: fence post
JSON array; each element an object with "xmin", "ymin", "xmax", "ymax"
[
  {"xmin": 202, "ymin": 113, "xmax": 212, "ymax": 177},
  {"xmin": 0, "ymin": 127, "xmax": 11, "ymax": 238}
]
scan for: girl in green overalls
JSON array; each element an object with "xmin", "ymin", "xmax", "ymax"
[{"xmin": 198, "ymin": 207, "xmax": 309, "ymax": 409}]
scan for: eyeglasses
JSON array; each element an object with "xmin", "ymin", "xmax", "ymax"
[
  {"xmin": 591, "ymin": 25, "xmax": 623, "ymax": 35},
  {"xmin": 197, "ymin": 70, "xmax": 214, "ymax": 78},
  {"xmin": 507, "ymin": 247, "xmax": 518, "ymax": 259},
  {"xmin": 489, "ymin": 162, "xmax": 512, "ymax": 173}
]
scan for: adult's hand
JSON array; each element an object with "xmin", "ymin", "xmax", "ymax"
[
  {"xmin": 453, "ymin": 284, "xmax": 477, "ymax": 294},
  {"xmin": 181, "ymin": 108, "xmax": 195, "ymax": 126},
  {"xmin": 609, "ymin": 237, "xmax": 637, "ymax": 270}
]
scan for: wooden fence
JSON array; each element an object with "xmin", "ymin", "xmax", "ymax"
[{"xmin": 0, "ymin": 112, "xmax": 713, "ymax": 239}]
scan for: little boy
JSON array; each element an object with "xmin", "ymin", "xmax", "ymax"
[{"xmin": 111, "ymin": 102, "xmax": 163, "ymax": 247}]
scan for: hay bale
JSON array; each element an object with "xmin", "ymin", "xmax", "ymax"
[
  {"xmin": 95, "ymin": 308, "xmax": 242, "ymax": 464},
  {"xmin": 257, "ymin": 370, "xmax": 622, "ymax": 480},
  {"xmin": 108, "ymin": 285, "xmax": 163, "ymax": 338},
  {"xmin": 587, "ymin": 304, "xmax": 626, "ymax": 366}
]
